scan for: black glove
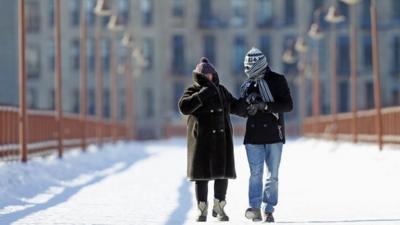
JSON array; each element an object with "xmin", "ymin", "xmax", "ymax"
[
  {"xmin": 246, "ymin": 102, "xmax": 267, "ymax": 116},
  {"xmin": 197, "ymin": 87, "xmax": 217, "ymax": 102},
  {"xmin": 246, "ymin": 92, "xmax": 262, "ymax": 105},
  {"xmin": 247, "ymin": 104, "xmax": 258, "ymax": 116}
]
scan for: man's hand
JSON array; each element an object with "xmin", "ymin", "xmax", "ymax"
[
  {"xmin": 246, "ymin": 102, "xmax": 268, "ymax": 116},
  {"xmin": 247, "ymin": 104, "xmax": 258, "ymax": 116},
  {"xmin": 246, "ymin": 92, "xmax": 261, "ymax": 105}
]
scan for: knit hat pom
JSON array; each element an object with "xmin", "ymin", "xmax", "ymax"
[{"xmin": 200, "ymin": 57, "xmax": 209, "ymax": 63}]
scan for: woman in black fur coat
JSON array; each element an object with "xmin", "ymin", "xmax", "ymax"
[{"xmin": 178, "ymin": 57, "xmax": 246, "ymax": 222}]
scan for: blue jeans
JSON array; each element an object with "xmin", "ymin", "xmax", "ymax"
[{"xmin": 245, "ymin": 143, "xmax": 283, "ymax": 213}]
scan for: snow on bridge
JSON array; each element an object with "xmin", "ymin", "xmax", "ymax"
[{"xmin": 0, "ymin": 138, "xmax": 399, "ymax": 225}]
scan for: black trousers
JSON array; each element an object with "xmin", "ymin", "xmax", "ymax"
[{"xmin": 195, "ymin": 179, "xmax": 228, "ymax": 203}]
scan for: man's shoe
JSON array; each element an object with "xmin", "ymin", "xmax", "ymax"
[
  {"xmin": 264, "ymin": 212, "xmax": 275, "ymax": 223},
  {"xmin": 212, "ymin": 199, "xmax": 229, "ymax": 221},
  {"xmin": 245, "ymin": 208, "xmax": 262, "ymax": 222},
  {"xmin": 196, "ymin": 201, "xmax": 207, "ymax": 222}
]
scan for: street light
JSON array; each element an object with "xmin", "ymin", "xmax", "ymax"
[
  {"xmin": 294, "ymin": 36, "xmax": 308, "ymax": 135},
  {"xmin": 370, "ymin": 0, "xmax": 383, "ymax": 149},
  {"xmin": 340, "ymin": 0, "xmax": 362, "ymax": 5},
  {"xmin": 94, "ymin": 0, "xmax": 112, "ymax": 16},
  {"xmin": 80, "ymin": 0, "xmax": 88, "ymax": 151},
  {"xmin": 282, "ymin": 48, "xmax": 297, "ymax": 64},
  {"xmin": 341, "ymin": 0, "xmax": 362, "ymax": 144},
  {"xmin": 121, "ymin": 32, "xmax": 135, "ymax": 139},
  {"xmin": 107, "ymin": 12, "xmax": 125, "ymax": 142},
  {"xmin": 325, "ymin": 5, "xmax": 346, "ymax": 140},
  {"xmin": 93, "ymin": 0, "xmax": 112, "ymax": 145},
  {"xmin": 295, "ymin": 37, "xmax": 308, "ymax": 54},
  {"xmin": 308, "ymin": 9, "xmax": 325, "ymax": 136}
]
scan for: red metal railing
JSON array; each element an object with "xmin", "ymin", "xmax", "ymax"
[
  {"xmin": 303, "ymin": 106, "xmax": 400, "ymax": 146},
  {"xmin": 0, "ymin": 106, "xmax": 128, "ymax": 161}
]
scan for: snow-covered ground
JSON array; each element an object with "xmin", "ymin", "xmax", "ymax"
[{"xmin": 0, "ymin": 138, "xmax": 400, "ymax": 225}]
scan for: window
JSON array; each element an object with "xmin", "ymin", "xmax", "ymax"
[
  {"xmin": 143, "ymin": 38, "xmax": 154, "ymax": 70},
  {"xmin": 172, "ymin": 0, "xmax": 184, "ymax": 17},
  {"xmin": 232, "ymin": 36, "xmax": 246, "ymax": 74},
  {"xmin": 360, "ymin": 0, "xmax": 371, "ymax": 29},
  {"xmin": 339, "ymin": 81, "xmax": 349, "ymax": 112},
  {"xmin": 119, "ymin": 90, "xmax": 126, "ymax": 120},
  {"xmin": 259, "ymin": 35, "xmax": 272, "ymax": 66},
  {"xmin": 393, "ymin": 0, "xmax": 400, "ymax": 22},
  {"xmin": 199, "ymin": 0, "xmax": 213, "ymax": 27},
  {"xmin": 283, "ymin": 36, "xmax": 296, "ymax": 75},
  {"xmin": 257, "ymin": 0, "xmax": 273, "ymax": 27},
  {"xmin": 173, "ymin": 82, "xmax": 185, "ymax": 115},
  {"xmin": 28, "ymin": 88, "xmax": 38, "ymax": 109},
  {"xmin": 71, "ymin": 39, "xmax": 80, "ymax": 71},
  {"xmin": 73, "ymin": 89, "xmax": 79, "ymax": 113},
  {"xmin": 337, "ymin": 35, "xmax": 350, "ymax": 76},
  {"xmin": 88, "ymin": 37, "xmax": 95, "ymax": 72},
  {"xmin": 393, "ymin": 36, "xmax": 400, "ymax": 74},
  {"xmin": 172, "ymin": 35, "xmax": 185, "ymax": 74},
  {"xmin": 392, "ymin": 89, "xmax": 400, "ymax": 106},
  {"xmin": 26, "ymin": 1, "xmax": 40, "ymax": 33},
  {"xmin": 118, "ymin": 0, "xmax": 130, "ymax": 24},
  {"xmin": 203, "ymin": 35, "xmax": 216, "ymax": 65},
  {"xmin": 69, "ymin": 0, "xmax": 80, "ymax": 27},
  {"xmin": 312, "ymin": 0, "xmax": 328, "ymax": 29},
  {"xmin": 89, "ymin": 89, "xmax": 95, "ymax": 115},
  {"xmin": 363, "ymin": 34, "xmax": 372, "ymax": 70},
  {"xmin": 103, "ymin": 89, "xmax": 110, "ymax": 118},
  {"xmin": 102, "ymin": 38, "xmax": 111, "ymax": 72},
  {"xmin": 48, "ymin": 0, "xmax": 54, "ymax": 28},
  {"xmin": 338, "ymin": 1, "xmax": 349, "ymax": 26},
  {"xmin": 145, "ymin": 88, "xmax": 154, "ymax": 118},
  {"xmin": 231, "ymin": 0, "xmax": 247, "ymax": 27},
  {"xmin": 141, "ymin": 0, "xmax": 153, "ymax": 26},
  {"xmin": 87, "ymin": 0, "xmax": 96, "ymax": 26},
  {"xmin": 50, "ymin": 89, "xmax": 55, "ymax": 110},
  {"xmin": 27, "ymin": 45, "xmax": 41, "ymax": 79},
  {"xmin": 365, "ymin": 81, "xmax": 374, "ymax": 109},
  {"xmin": 284, "ymin": 0, "xmax": 295, "ymax": 26},
  {"xmin": 48, "ymin": 39, "xmax": 55, "ymax": 71}
]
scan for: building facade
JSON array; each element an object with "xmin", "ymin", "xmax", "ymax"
[{"xmin": 1, "ymin": 0, "xmax": 400, "ymax": 138}]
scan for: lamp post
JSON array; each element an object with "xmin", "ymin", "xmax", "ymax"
[
  {"xmin": 370, "ymin": 0, "xmax": 383, "ymax": 150},
  {"xmin": 94, "ymin": 0, "xmax": 112, "ymax": 145},
  {"xmin": 308, "ymin": 9, "xmax": 325, "ymax": 137},
  {"xmin": 18, "ymin": 0, "xmax": 27, "ymax": 162},
  {"xmin": 108, "ymin": 11, "xmax": 125, "ymax": 142},
  {"xmin": 294, "ymin": 37, "xmax": 308, "ymax": 135},
  {"xmin": 54, "ymin": 0, "xmax": 63, "ymax": 158},
  {"xmin": 122, "ymin": 33, "xmax": 135, "ymax": 139},
  {"xmin": 341, "ymin": 0, "xmax": 362, "ymax": 144},
  {"xmin": 325, "ymin": 5, "xmax": 345, "ymax": 140},
  {"xmin": 80, "ymin": 0, "xmax": 88, "ymax": 151}
]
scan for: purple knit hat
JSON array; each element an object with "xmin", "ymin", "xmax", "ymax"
[{"xmin": 194, "ymin": 57, "xmax": 217, "ymax": 75}]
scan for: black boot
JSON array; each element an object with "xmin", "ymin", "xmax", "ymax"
[
  {"xmin": 264, "ymin": 212, "xmax": 275, "ymax": 223},
  {"xmin": 196, "ymin": 201, "xmax": 207, "ymax": 222},
  {"xmin": 245, "ymin": 208, "xmax": 262, "ymax": 222},
  {"xmin": 212, "ymin": 199, "xmax": 229, "ymax": 221}
]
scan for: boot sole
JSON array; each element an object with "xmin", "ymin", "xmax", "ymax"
[
  {"xmin": 196, "ymin": 216, "xmax": 207, "ymax": 222},
  {"xmin": 245, "ymin": 211, "xmax": 262, "ymax": 222},
  {"xmin": 212, "ymin": 210, "xmax": 229, "ymax": 221}
]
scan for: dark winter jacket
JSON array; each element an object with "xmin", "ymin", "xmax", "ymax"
[
  {"xmin": 178, "ymin": 72, "xmax": 247, "ymax": 181},
  {"xmin": 243, "ymin": 68, "xmax": 293, "ymax": 144}
]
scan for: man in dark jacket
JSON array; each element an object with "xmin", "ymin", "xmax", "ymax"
[
  {"xmin": 178, "ymin": 57, "xmax": 246, "ymax": 222},
  {"xmin": 241, "ymin": 48, "xmax": 293, "ymax": 223}
]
